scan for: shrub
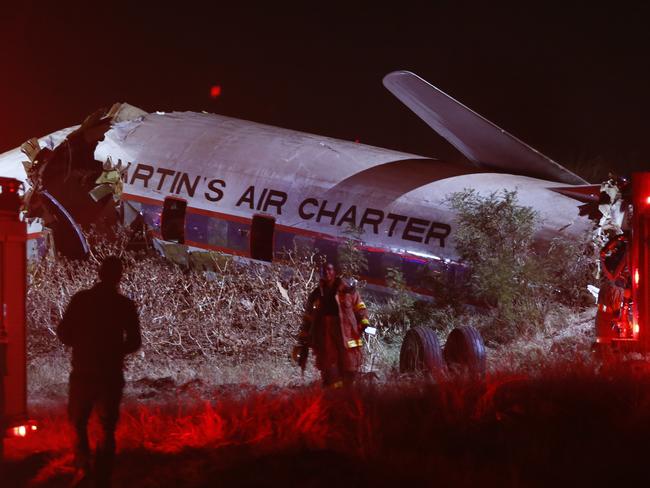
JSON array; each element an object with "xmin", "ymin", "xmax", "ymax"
[
  {"xmin": 447, "ymin": 189, "xmax": 593, "ymax": 342},
  {"xmin": 337, "ymin": 225, "xmax": 368, "ymax": 279},
  {"xmin": 369, "ymin": 267, "xmax": 459, "ymax": 346},
  {"xmin": 370, "ymin": 267, "xmax": 415, "ymax": 335},
  {"xmin": 27, "ymin": 241, "xmax": 318, "ymax": 365},
  {"xmin": 543, "ymin": 233, "xmax": 596, "ymax": 307}
]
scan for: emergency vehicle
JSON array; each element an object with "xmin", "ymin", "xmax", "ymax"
[
  {"xmin": 594, "ymin": 172, "xmax": 650, "ymax": 352},
  {"xmin": 0, "ymin": 177, "xmax": 36, "ymax": 461}
]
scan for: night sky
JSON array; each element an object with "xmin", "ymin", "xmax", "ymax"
[{"xmin": 1, "ymin": 2, "xmax": 649, "ymax": 181}]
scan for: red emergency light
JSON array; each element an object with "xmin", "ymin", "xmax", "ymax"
[
  {"xmin": 6, "ymin": 421, "xmax": 37, "ymax": 438},
  {"xmin": 0, "ymin": 179, "xmax": 20, "ymax": 193},
  {"xmin": 0, "ymin": 178, "xmax": 22, "ymax": 217}
]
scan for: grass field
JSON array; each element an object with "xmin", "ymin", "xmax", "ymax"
[
  {"xmin": 8, "ymin": 305, "xmax": 650, "ymax": 487},
  {"xmin": 6, "ymin": 356, "xmax": 650, "ymax": 487},
  {"xmin": 5, "ymin": 252, "xmax": 632, "ymax": 487}
]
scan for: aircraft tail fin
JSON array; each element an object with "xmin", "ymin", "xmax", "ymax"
[{"xmin": 382, "ymin": 70, "xmax": 587, "ymax": 185}]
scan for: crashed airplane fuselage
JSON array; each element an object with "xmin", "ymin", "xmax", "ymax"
[{"xmin": 0, "ymin": 71, "xmax": 591, "ymax": 293}]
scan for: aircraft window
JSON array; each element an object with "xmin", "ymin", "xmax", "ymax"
[
  {"xmin": 364, "ymin": 250, "xmax": 383, "ymax": 280},
  {"xmin": 227, "ymin": 221, "xmax": 250, "ymax": 252},
  {"xmin": 447, "ymin": 261, "xmax": 469, "ymax": 288},
  {"xmin": 161, "ymin": 197, "xmax": 187, "ymax": 243},
  {"xmin": 141, "ymin": 203, "xmax": 160, "ymax": 229},
  {"xmin": 185, "ymin": 213, "xmax": 207, "ymax": 244},
  {"xmin": 379, "ymin": 252, "xmax": 403, "ymax": 281},
  {"xmin": 315, "ymin": 238, "xmax": 338, "ymax": 265},
  {"xmin": 273, "ymin": 230, "xmax": 296, "ymax": 256},
  {"xmin": 250, "ymin": 214, "xmax": 275, "ymax": 262},
  {"xmin": 292, "ymin": 234, "xmax": 315, "ymax": 253},
  {"xmin": 402, "ymin": 258, "xmax": 425, "ymax": 287},
  {"xmin": 206, "ymin": 218, "xmax": 228, "ymax": 248}
]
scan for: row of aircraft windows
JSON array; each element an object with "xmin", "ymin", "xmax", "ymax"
[{"xmin": 145, "ymin": 198, "xmax": 462, "ymax": 286}]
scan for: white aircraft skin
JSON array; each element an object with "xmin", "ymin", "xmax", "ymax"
[{"xmin": 0, "ymin": 72, "xmax": 592, "ymax": 292}]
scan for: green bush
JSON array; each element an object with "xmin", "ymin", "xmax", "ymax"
[
  {"xmin": 337, "ymin": 225, "xmax": 368, "ymax": 279},
  {"xmin": 369, "ymin": 267, "xmax": 458, "ymax": 345},
  {"xmin": 543, "ymin": 234, "xmax": 596, "ymax": 307},
  {"xmin": 447, "ymin": 189, "xmax": 593, "ymax": 342},
  {"xmin": 374, "ymin": 267, "xmax": 415, "ymax": 333}
]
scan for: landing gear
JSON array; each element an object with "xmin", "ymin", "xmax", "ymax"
[
  {"xmin": 399, "ymin": 326, "xmax": 445, "ymax": 377},
  {"xmin": 444, "ymin": 326, "xmax": 487, "ymax": 377},
  {"xmin": 399, "ymin": 325, "xmax": 486, "ymax": 379}
]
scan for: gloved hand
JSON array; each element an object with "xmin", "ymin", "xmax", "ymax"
[{"xmin": 292, "ymin": 345, "xmax": 308, "ymax": 371}]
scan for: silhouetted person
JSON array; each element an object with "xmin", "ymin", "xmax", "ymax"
[{"xmin": 57, "ymin": 256, "xmax": 141, "ymax": 487}]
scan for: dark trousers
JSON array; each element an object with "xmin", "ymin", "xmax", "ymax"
[
  {"xmin": 316, "ymin": 316, "xmax": 360, "ymax": 387},
  {"xmin": 321, "ymin": 367, "xmax": 357, "ymax": 388},
  {"xmin": 68, "ymin": 373, "xmax": 124, "ymax": 486}
]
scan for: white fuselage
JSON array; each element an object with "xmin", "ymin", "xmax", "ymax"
[{"xmin": 0, "ymin": 109, "xmax": 590, "ymax": 284}]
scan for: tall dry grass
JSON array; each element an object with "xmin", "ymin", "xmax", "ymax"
[
  {"xmin": 7, "ymin": 365, "xmax": 650, "ymax": 487},
  {"xmin": 26, "ymin": 243, "xmax": 324, "ymax": 389}
]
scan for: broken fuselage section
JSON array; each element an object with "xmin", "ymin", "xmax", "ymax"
[
  {"xmin": 21, "ymin": 104, "xmax": 147, "ymax": 259},
  {"xmin": 11, "ymin": 100, "xmax": 589, "ymax": 295}
]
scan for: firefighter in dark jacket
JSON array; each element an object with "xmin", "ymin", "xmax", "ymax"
[
  {"xmin": 57, "ymin": 256, "xmax": 141, "ymax": 487},
  {"xmin": 295, "ymin": 262, "xmax": 370, "ymax": 387},
  {"xmin": 596, "ymin": 231, "xmax": 631, "ymax": 341}
]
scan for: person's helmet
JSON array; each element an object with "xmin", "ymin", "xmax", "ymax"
[{"xmin": 341, "ymin": 276, "xmax": 358, "ymax": 293}]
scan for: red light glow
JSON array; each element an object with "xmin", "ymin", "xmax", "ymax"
[
  {"xmin": 646, "ymin": 196, "xmax": 650, "ymax": 205},
  {"xmin": 7, "ymin": 422, "xmax": 37, "ymax": 438},
  {"xmin": 634, "ymin": 322, "xmax": 640, "ymax": 335},
  {"xmin": 636, "ymin": 269, "xmax": 640, "ymax": 286},
  {"xmin": 210, "ymin": 85, "xmax": 222, "ymax": 98},
  {"xmin": 11, "ymin": 376, "xmax": 650, "ymax": 486}
]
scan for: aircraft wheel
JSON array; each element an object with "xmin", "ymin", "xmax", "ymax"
[
  {"xmin": 443, "ymin": 326, "xmax": 486, "ymax": 378},
  {"xmin": 399, "ymin": 326, "xmax": 446, "ymax": 376}
]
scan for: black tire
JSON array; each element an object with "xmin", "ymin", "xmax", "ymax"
[
  {"xmin": 399, "ymin": 326, "xmax": 446, "ymax": 376},
  {"xmin": 443, "ymin": 326, "xmax": 486, "ymax": 378}
]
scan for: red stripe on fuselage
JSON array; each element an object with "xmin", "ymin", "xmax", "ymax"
[
  {"xmin": 122, "ymin": 192, "xmax": 345, "ymax": 242},
  {"xmin": 122, "ymin": 192, "xmax": 443, "ymax": 265}
]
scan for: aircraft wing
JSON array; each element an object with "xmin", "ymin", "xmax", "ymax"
[{"xmin": 383, "ymin": 70, "xmax": 588, "ymax": 185}]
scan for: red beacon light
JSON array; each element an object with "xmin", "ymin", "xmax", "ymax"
[
  {"xmin": 0, "ymin": 178, "xmax": 23, "ymax": 215},
  {"xmin": 0, "ymin": 179, "xmax": 20, "ymax": 193},
  {"xmin": 6, "ymin": 421, "xmax": 37, "ymax": 438}
]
